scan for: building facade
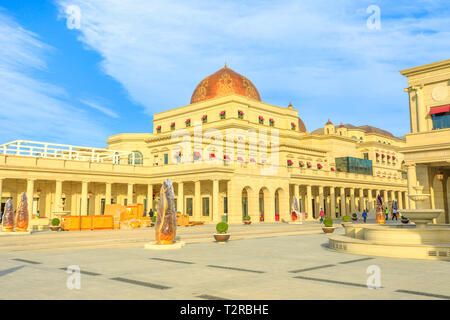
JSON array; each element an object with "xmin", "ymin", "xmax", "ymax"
[
  {"xmin": 400, "ymin": 59, "xmax": 450, "ymax": 223},
  {"xmin": 0, "ymin": 66, "xmax": 408, "ymax": 226}
]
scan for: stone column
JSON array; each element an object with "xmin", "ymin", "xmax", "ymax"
[
  {"xmin": 55, "ymin": 180, "xmax": 63, "ymax": 216},
  {"xmin": 406, "ymin": 164, "xmax": 417, "ymax": 209},
  {"xmin": 397, "ymin": 190, "xmax": 403, "ymax": 209},
  {"xmin": 127, "ymin": 183, "xmax": 134, "ymax": 205},
  {"xmin": 403, "ymin": 191, "xmax": 409, "ymax": 209},
  {"xmin": 26, "ymin": 179, "xmax": 35, "ymax": 231},
  {"xmin": 212, "ymin": 179, "xmax": 220, "ymax": 222},
  {"xmin": 81, "ymin": 181, "xmax": 88, "ymax": 216},
  {"xmin": 194, "ymin": 180, "xmax": 201, "ymax": 220},
  {"xmin": 368, "ymin": 189, "xmax": 373, "ymax": 211},
  {"xmin": 175, "ymin": 183, "xmax": 181, "ymax": 213},
  {"xmin": 106, "ymin": 182, "xmax": 112, "ymax": 206},
  {"xmin": 227, "ymin": 180, "xmax": 241, "ymax": 223},
  {"xmin": 330, "ymin": 187, "xmax": 336, "ymax": 218},
  {"xmin": 318, "ymin": 186, "xmax": 324, "ymax": 218},
  {"xmin": 383, "ymin": 190, "xmax": 388, "ymax": 208},
  {"xmin": 147, "ymin": 183, "xmax": 156, "ymax": 213},
  {"xmin": 350, "ymin": 188, "xmax": 355, "ymax": 213},
  {"xmin": 415, "ymin": 87, "xmax": 426, "ymax": 132},
  {"xmin": 340, "ymin": 187, "xmax": 346, "ymax": 216},
  {"xmin": 0, "ymin": 178, "xmax": 3, "ymax": 205},
  {"xmin": 306, "ymin": 185, "xmax": 313, "ymax": 220},
  {"xmin": 359, "ymin": 189, "xmax": 364, "ymax": 211}
]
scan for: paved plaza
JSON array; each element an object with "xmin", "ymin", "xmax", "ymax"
[{"xmin": 0, "ymin": 222, "xmax": 449, "ymax": 300}]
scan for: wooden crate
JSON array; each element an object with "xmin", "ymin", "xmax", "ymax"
[{"xmin": 177, "ymin": 214, "xmax": 190, "ymax": 226}]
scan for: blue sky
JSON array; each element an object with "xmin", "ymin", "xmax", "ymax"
[{"xmin": 0, "ymin": 0, "xmax": 449, "ymax": 147}]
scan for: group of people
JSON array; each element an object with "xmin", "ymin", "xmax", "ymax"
[
  {"xmin": 384, "ymin": 207, "xmax": 399, "ymax": 221},
  {"xmin": 319, "ymin": 206, "xmax": 399, "ymax": 224}
]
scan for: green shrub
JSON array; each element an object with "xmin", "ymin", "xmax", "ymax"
[
  {"xmin": 51, "ymin": 218, "xmax": 60, "ymax": 226},
  {"xmin": 352, "ymin": 213, "xmax": 357, "ymax": 218},
  {"xmin": 244, "ymin": 215, "xmax": 251, "ymax": 221},
  {"xmin": 151, "ymin": 215, "xmax": 156, "ymax": 223},
  {"xmin": 323, "ymin": 217, "xmax": 333, "ymax": 227},
  {"xmin": 342, "ymin": 215, "xmax": 350, "ymax": 222},
  {"xmin": 216, "ymin": 222, "xmax": 228, "ymax": 234}
]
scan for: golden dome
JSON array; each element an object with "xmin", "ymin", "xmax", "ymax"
[{"xmin": 191, "ymin": 65, "xmax": 261, "ymax": 104}]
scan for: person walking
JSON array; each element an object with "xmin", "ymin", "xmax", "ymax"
[
  {"xmin": 362, "ymin": 209, "xmax": 367, "ymax": 223},
  {"xmin": 392, "ymin": 208, "xmax": 398, "ymax": 221},
  {"xmin": 335, "ymin": 207, "xmax": 339, "ymax": 218},
  {"xmin": 320, "ymin": 208, "xmax": 324, "ymax": 223},
  {"xmin": 149, "ymin": 208, "xmax": 154, "ymax": 218},
  {"xmin": 385, "ymin": 207, "xmax": 389, "ymax": 221}
]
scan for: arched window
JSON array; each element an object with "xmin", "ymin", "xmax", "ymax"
[
  {"xmin": 128, "ymin": 151, "xmax": 144, "ymax": 165},
  {"xmin": 351, "ymin": 136, "xmax": 357, "ymax": 140},
  {"xmin": 113, "ymin": 152, "xmax": 120, "ymax": 164}
]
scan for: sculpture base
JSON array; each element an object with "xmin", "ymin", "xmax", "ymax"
[{"xmin": 144, "ymin": 241, "xmax": 185, "ymax": 250}]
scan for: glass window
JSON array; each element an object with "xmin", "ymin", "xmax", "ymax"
[
  {"xmin": 335, "ymin": 157, "xmax": 373, "ymax": 175},
  {"xmin": 432, "ymin": 112, "xmax": 450, "ymax": 129},
  {"xmin": 128, "ymin": 151, "xmax": 143, "ymax": 165},
  {"xmin": 186, "ymin": 198, "xmax": 193, "ymax": 216},
  {"xmin": 164, "ymin": 153, "xmax": 168, "ymax": 164},
  {"xmin": 224, "ymin": 197, "xmax": 228, "ymax": 213},
  {"xmin": 202, "ymin": 197, "xmax": 210, "ymax": 216},
  {"xmin": 114, "ymin": 152, "xmax": 120, "ymax": 164}
]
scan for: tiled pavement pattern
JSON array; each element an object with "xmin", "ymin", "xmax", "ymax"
[{"xmin": 0, "ymin": 222, "xmax": 449, "ymax": 300}]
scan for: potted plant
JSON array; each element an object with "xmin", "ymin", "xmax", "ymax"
[
  {"xmin": 342, "ymin": 215, "xmax": 350, "ymax": 227},
  {"xmin": 401, "ymin": 216, "xmax": 409, "ymax": 224},
  {"xmin": 214, "ymin": 222, "xmax": 230, "ymax": 242},
  {"xmin": 244, "ymin": 215, "xmax": 251, "ymax": 225},
  {"xmin": 322, "ymin": 217, "xmax": 335, "ymax": 233},
  {"xmin": 351, "ymin": 213, "xmax": 358, "ymax": 221},
  {"xmin": 50, "ymin": 218, "xmax": 60, "ymax": 231}
]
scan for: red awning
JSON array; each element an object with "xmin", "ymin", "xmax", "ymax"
[{"xmin": 429, "ymin": 105, "xmax": 450, "ymax": 115}]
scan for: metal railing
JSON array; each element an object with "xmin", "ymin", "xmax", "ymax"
[{"xmin": 0, "ymin": 140, "xmax": 134, "ymax": 164}]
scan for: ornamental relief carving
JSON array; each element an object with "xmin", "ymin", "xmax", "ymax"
[
  {"xmin": 242, "ymin": 77, "xmax": 259, "ymax": 100},
  {"xmin": 216, "ymin": 73, "xmax": 234, "ymax": 96},
  {"xmin": 431, "ymin": 85, "xmax": 448, "ymax": 102},
  {"xmin": 192, "ymin": 79, "xmax": 208, "ymax": 103}
]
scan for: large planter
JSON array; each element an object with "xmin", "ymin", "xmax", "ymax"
[
  {"xmin": 322, "ymin": 227, "xmax": 335, "ymax": 234},
  {"xmin": 351, "ymin": 217, "xmax": 358, "ymax": 221},
  {"xmin": 50, "ymin": 226, "xmax": 60, "ymax": 231},
  {"xmin": 401, "ymin": 219, "xmax": 409, "ymax": 224},
  {"xmin": 244, "ymin": 221, "xmax": 251, "ymax": 225},
  {"xmin": 214, "ymin": 233, "xmax": 230, "ymax": 242}
]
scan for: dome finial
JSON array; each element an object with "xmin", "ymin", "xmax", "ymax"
[
  {"xmin": 224, "ymin": 62, "xmax": 227, "ymax": 69},
  {"xmin": 326, "ymin": 118, "xmax": 333, "ymax": 125}
]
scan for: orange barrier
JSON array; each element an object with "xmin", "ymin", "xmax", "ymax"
[{"xmin": 61, "ymin": 215, "xmax": 114, "ymax": 231}]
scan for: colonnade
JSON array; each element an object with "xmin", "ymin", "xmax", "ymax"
[{"xmin": 291, "ymin": 184, "xmax": 408, "ymax": 220}]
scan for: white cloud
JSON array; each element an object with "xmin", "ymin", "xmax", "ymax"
[
  {"xmin": 0, "ymin": 9, "xmax": 108, "ymax": 147},
  {"xmin": 55, "ymin": 0, "xmax": 450, "ymax": 136},
  {"xmin": 80, "ymin": 99, "xmax": 119, "ymax": 118}
]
